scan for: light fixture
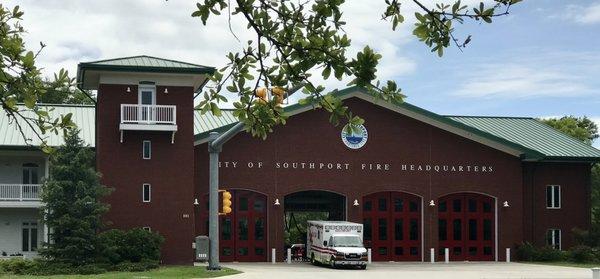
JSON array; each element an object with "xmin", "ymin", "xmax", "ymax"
[
  {"xmin": 429, "ymin": 200, "xmax": 436, "ymax": 207},
  {"xmin": 353, "ymin": 199, "xmax": 360, "ymax": 206},
  {"xmin": 274, "ymin": 198, "xmax": 280, "ymax": 206},
  {"xmin": 503, "ymin": 201, "xmax": 510, "ymax": 208},
  {"xmin": 126, "ymin": 87, "xmax": 131, "ymax": 93},
  {"xmin": 193, "ymin": 198, "xmax": 199, "ymax": 206},
  {"xmin": 164, "ymin": 88, "xmax": 169, "ymax": 94}
]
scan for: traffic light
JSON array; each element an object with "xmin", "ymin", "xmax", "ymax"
[{"xmin": 222, "ymin": 190, "xmax": 232, "ymax": 214}]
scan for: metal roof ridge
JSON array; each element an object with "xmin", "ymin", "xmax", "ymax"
[{"xmin": 445, "ymin": 115, "xmax": 534, "ymax": 120}]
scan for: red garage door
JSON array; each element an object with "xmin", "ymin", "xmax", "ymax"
[
  {"xmin": 362, "ymin": 192, "xmax": 421, "ymax": 261},
  {"xmin": 438, "ymin": 193, "xmax": 495, "ymax": 261},
  {"xmin": 201, "ymin": 190, "xmax": 267, "ymax": 262}
]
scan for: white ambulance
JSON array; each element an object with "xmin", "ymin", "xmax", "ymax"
[{"xmin": 306, "ymin": 221, "xmax": 368, "ymax": 269}]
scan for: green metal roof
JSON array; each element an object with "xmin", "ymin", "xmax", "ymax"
[
  {"xmin": 193, "ymin": 109, "xmax": 237, "ymax": 135},
  {"xmin": 448, "ymin": 116, "xmax": 600, "ymax": 160},
  {"xmin": 2, "ymin": 86, "xmax": 599, "ymax": 161},
  {"xmin": 79, "ymin": 55, "xmax": 214, "ymax": 73},
  {"xmin": 0, "ymin": 104, "xmax": 95, "ymax": 148},
  {"xmin": 193, "ymin": 86, "xmax": 600, "ymax": 161}
]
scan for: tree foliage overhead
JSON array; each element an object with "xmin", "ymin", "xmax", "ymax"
[
  {"xmin": 0, "ymin": 4, "xmax": 77, "ymax": 151},
  {"xmin": 40, "ymin": 129, "xmax": 111, "ymax": 265},
  {"xmin": 192, "ymin": 0, "xmax": 522, "ymax": 139},
  {"xmin": 541, "ymin": 116, "xmax": 599, "ymax": 145}
]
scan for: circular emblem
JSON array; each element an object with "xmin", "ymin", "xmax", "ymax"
[{"xmin": 341, "ymin": 124, "xmax": 368, "ymax": 149}]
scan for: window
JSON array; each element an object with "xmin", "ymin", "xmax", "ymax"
[
  {"xmin": 546, "ymin": 185, "xmax": 561, "ymax": 209},
  {"xmin": 143, "ymin": 184, "xmax": 151, "ymax": 202},
  {"xmin": 22, "ymin": 163, "xmax": 39, "ymax": 184},
  {"xmin": 143, "ymin": 227, "xmax": 151, "ymax": 232},
  {"xmin": 547, "ymin": 229, "xmax": 561, "ymax": 250},
  {"xmin": 22, "ymin": 222, "xmax": 38, "ymax": 252},
  {"xmin": 142, "ymin": 140, "xmax": 151, "ymax": 159}
]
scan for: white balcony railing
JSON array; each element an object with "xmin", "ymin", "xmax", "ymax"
[
  {"xmin": 0, "ymin": 184, "xmax": 42, "ymax": 201},
  {"xmin": 120, "ymin": 104, "xmax": 176, "ymax": 125}
]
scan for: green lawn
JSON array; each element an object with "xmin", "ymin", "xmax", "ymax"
[
  {"xmin": 0, "ymin": 266, "xmax": 240, "ymax": 279},
  {"xmin": 525, "ymin": 261, "xmax": 600, "ymax": 268}
]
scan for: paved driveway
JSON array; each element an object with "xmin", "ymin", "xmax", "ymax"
[{"xmin": 218, "ymin": 262, "xmax": 593, "ymax": 279}]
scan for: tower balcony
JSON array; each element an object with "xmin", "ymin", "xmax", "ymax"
[{"xmin": 120, "ymin": 104, "xmax": 177, "ymax": 131}]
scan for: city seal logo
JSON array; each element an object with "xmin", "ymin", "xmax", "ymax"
[{"xmin": 341, "ymin": 124, "xmax": 368, "ymax": 149}]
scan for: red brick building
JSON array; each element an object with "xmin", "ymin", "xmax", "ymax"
[{"xmin": 76, "ymin": 56, "xmax": 600, "ymax": 264}]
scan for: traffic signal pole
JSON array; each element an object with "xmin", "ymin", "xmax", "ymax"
[
  {"xmin": 207, "ymin": 123, "xmax": 244, "ymax": 270},
  {"xmin": 206, "ymin": 83, "xmax": 305, "ymax": 270}
]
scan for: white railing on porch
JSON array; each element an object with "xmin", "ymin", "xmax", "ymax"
[
  {"xmin": 0, "ymin": 184, "xmax": 42, "ymax": 201},
  {"xmin": 120, "ymin": 104, "xmax": 176, "ymax": 125}
]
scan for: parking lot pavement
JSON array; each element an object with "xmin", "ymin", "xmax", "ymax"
[{"xmin": 219, "ymin": 261, "xmax": 592, "ymax": 279}]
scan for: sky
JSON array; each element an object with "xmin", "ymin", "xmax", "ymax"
[{"xmin": 5, "ymin": 0, "xmax": 600, "ymax": 148}]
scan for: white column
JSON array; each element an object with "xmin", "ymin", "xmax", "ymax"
[
  {"xmin": 445, "ymin": 248, "xmax": 449, "ymax": 263},
  {"xmin": 271, "ymin": 248, "xmax": 276, "ymax": 264},
  {"xmin": 287, "ymin": 248, "xmax": 291, "ymax": 264},
  {"xmin": 430, "ymin": 248, "xmax": 435, "ymax": 263},
  {"xmin": 592, "ymin": 268, "xmax": 600, "ymax": 279},
  {"xmin": 506, "ymin": 248, "xmax": 510, "ymax": 263},
  {"xmin": 367, "ymin": 248, "xmax": 372, "ymax": 264}
]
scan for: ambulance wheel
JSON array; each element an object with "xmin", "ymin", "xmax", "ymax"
[
  {"xmin": 329, "ymin": 257, "xmax": 336, "ymax": 268},
  {"xmin": 310, "ymin": 253, "xmax": 316, "ymax": 265},
  {"xmin": 360, "ymin": 265, "xmax": 367, "ymax": 270}
]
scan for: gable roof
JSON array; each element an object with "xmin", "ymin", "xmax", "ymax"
[
  {"xmin": 1, "ymin": 87, "xmax": 599, "ymax": 161},
  {"xmin": 78, "ymin": 55, "xmax": 214, "ymax": 74},
  {"xmin": 448, "ymin": 116, "xmax": 600, "ymax": 160},
  {"xmin": 193, "ymin": 86, "xmax": 600, "ymax": 162}
]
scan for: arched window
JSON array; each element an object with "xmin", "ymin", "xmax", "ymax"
[{"xmin": 22, "ymin": 163, "xmax": 39, "ymax": 184}]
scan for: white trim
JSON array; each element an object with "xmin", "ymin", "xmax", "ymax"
[
  {"xmin": 120, "ymin": 123, "xmax": 178, "ymax": 132},
  {"xmin": 193, "ymin": 89, "xmax": 526, "ymax": 157},
  {"xmin": 546, "ymin": 185, "xmax": 561, "ymax": 209},
  {"xmin": 143, "ymin": 183, "xmax": 151, "ymax": 202},
  {"xmin": 92, "ymin": 71, "xmax": 209, "ymax": 91},
  {"xmin": 142, "ymin": 140, "xmax": 152, "ymax": 160},
  {"xmin": 143, "ymin": 226, "xmax": 151, "ymax": 232}
]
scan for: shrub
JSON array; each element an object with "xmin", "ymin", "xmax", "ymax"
[
  {"xmin": 0, "ymin": 258, "xmax": 37, "ymax": 274},
  {"xmin": 515, "ymin": 242, "xmax": 537, "ymax": 261},
  {"xmin": 568, "ymin": 245, "xmax": 596, "ymax": 263},
  {"xmin": 536, "ymin": 246, "xmax": 566, "ymax": 262},
  {"xmin": 97, "ymin": 228, "xmax": 164, "ymax": 264}
]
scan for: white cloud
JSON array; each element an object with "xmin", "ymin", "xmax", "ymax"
[
  {"xmin": 5, "ymin": 0, "xmax": 419, "ymax": 92},
  {"xmin": 555, "ymin": 2, "xmax": 600, "ymax": 24},
  {"xmin": 451, "ymin": 50, "xmax": 600, "ymax": 99},
  {"xmin": 454, "ymin": 64, "xmax": 590, "ymax": 99}
]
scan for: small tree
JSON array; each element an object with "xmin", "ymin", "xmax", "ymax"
[{"xmin": 40, "ymin": 129, "xmax": 111, "ymax": 265}]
